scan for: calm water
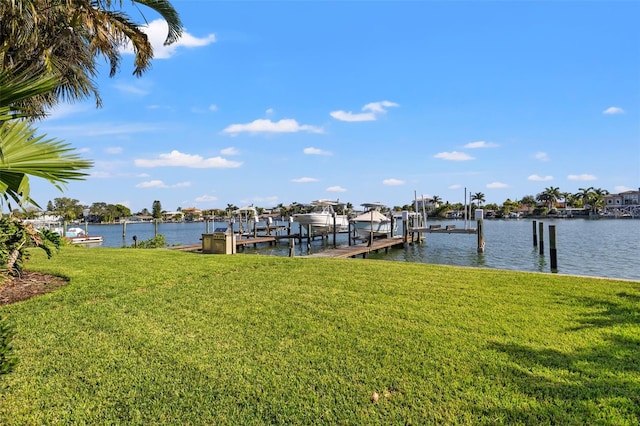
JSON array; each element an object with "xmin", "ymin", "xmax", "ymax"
[{"xmin": 85, "ymin": 218, "xmax": 640, "ymax": 281}]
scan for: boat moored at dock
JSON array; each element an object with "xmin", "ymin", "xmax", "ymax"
[
  {"xmin": 351, "ymin": 202, "xmax": 395, "ymax": 240},
  {"xmin": 294, "ymin": 200, "xmax": 349, "ymax": 234}
]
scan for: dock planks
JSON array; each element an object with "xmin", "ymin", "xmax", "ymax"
[{"xmin": 306, "ymin": 237, "xmax": 406, "ymax": 258}]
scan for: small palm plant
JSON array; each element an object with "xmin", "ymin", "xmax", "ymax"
[{"xmin": 1, "ymin": 71, "xmax": 92, "ymax": 276}]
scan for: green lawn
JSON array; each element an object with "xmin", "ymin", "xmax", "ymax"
[{"xmin": 1, "ymin": 248, "xmax": 639, "ymax": 425}]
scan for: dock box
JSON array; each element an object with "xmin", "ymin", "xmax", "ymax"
[{"xmin": 202, "ymin": 232, "xmax": 236, "ymax": 254}]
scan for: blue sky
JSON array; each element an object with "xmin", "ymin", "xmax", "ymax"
[{"xmin": 35, "ymin": 0, "xmax": 639, "ymax": 213}]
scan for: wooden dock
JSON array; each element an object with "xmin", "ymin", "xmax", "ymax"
[
  {"xmin": 412, "ymin": 225, "xmax": 477, "ymax": 234},
  {"xmin": 306, "ymin": 236, "xmax": 406, "ymax": 259},
  {"xmin": 235, "ymin": 236, "xmax": 277, "ymax": 247}
]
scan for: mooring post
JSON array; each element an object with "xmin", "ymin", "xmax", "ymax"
[
  {"xmin": 253, "ymin": 217, "xmax": 257, "ymax": 238},
  {"xmin": 390, "ymin": 214, "xmax": 395, "ymax": 238},
  {"xmin": 532, "ymin": 220, "xmax": 537, "ymax": 247},
  {"xmin": 307, "ymin": 224, "xmax": 311, "ymax": 252},
  {"xmin": 154, "ymin": 219, "xmax": 158, "ymax": 237},
  {"xmin": 332, "ymin": 213, "xmax": 337, "ymax": 248},
  {"xmin": 369, "ymin": 209, "xmax": 374, "ymax": 247},
  {"xmin": 549, "ymin": 225, "xmax": 558, "ymax": 273},
  {"xmin": 122, "ymin": 220, "xmax": 126, "ymax": 238},
  {"xmin": 289, "ymin": 234, "xmax": 295, "ymax": 257},
  {"xmin": 477, "ymin": 218, "xmax": 485, "ymax": 253},
  {"xmin": 402, "ymin": 211, "xmax": 409, "ymax": 245},
  {"xmin": 538, "ymin": 221, "xmax": 544, "ymax": 255}
]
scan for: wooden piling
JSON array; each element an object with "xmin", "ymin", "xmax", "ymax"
[
  {"xmin": 333, "ymin": 213, "xmax": 337, "ymax": 248},
  {"xmin": 122, "ymin": 221, "xmax": 126, "ymax": 238},
  {"xmin": 532, "ymin": 220, "xmax": 537, "ymax": 247},
  {"xmin": 289, "ymin": 234, "xmax": 295, "ymax": 257},
  {"xmin": 538, "ymin": 221, "xmax": 544, "ymax": 255},
  {"xmin": 549, "ymin": 225, "xmax": 558, "ymax": 273},
  {"xmin": 477, "ymin": 218, "xmax": 485, "ymax": 253}
]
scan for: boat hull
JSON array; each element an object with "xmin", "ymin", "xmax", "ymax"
[
  {"xmin": 294, "ymin": 213, "xmax": 349, "ymax": 233},
  {"xmin": 352, "ymin": 220, "xmax": 393, "ymax": 239}
]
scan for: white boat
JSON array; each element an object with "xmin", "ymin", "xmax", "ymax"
[
  {"xmin": 351, "ymin": 203, "xmax": 394, "ymax": 240},
  {"xmin": 63, "ymin": 227, "xmax": 104, "ymax": 245},
  {"xmin": 294, "ymin": 200, "xmax": 349, "ymax": 234}
]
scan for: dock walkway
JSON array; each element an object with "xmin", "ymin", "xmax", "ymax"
[{"xmin": 305, "ymin": 237, "xmax": 406, "ymax": 259}]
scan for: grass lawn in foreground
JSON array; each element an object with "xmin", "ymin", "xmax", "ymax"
[{"xmin": 1, "ymin": 248, "xmax": 639, "ymax": 424}]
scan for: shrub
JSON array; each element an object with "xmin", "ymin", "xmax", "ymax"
[
  {"xmin": 131, "ymin": 234, "xmax": 167, "ymax": 249},
  {"xmin": 0, "ymin": 217, "xmax": 61, "ymax": 276}
]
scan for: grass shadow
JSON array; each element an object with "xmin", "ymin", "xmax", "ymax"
[{"xmin": 479, "ymin": 291, "xmax": 640, "ymax": 423}]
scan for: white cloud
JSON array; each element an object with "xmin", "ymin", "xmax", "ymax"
[
  {"xmin": 134, "ymin": 150, "xmax": 242, "ymax": 168},
  {"xmin": 106, "ymin": 147, "xmax": 123, "ymax": 154},
  {"xmin": 265, "ymin": 108, "xmax": 275, "ymax": 115},
  {"xmin": 42, "ymin": 122, "xmax": 166, "ymax": 137},
  {"xmin": 209, "ymin": 104, "xmax": 218, "ymax": 112},
  {"xmin": 603, "ymin": 106, "xmax": 624, "ymax": 115},
  {"xmin": 528, "ymin": 174, "xmax": 553, "ymax": 182},
  {"xmin": 220, "ymin": 147, "xmax": 239, "ymax": 155},
  {"xmin": 44, "ymin": 103, "xmax": 91, "ymax": 120},
  {"xmin": 614, "ymin": 185, "xmax": 634, "ymax": 192},
  {"xmin": 568, "ymin": 174, "xmax": 597, "ymax": 181},
  {"xmin": 534, "ymin": 152, "xmax": 550, "ymax": 162},
  {"xmin": 383, "ymin": 178, "xmax": 405, "ymax": 186},
  {"xmin": 136, "ymin": 180, "xmax": 167, "ymax": 188},
  {"xmin": 464, "ymin": 141, "xmax": 499, "ymax": 149},
  {"xmin": 330, "ymin": 100, "xmax": 399, "ymax": 122},
  {"xmin": 195, "ymin": 195, "xmax": 218, "ymax": 202},
  {"xmin": 122, "ymin": 19, "xmax": 216, "ymax": 59},
  {"xmin": 449, "ymin": 184, "xmax": 461, "ymax": 190},
  {"xmin": 91, "ymin": 171, "xmax": 112, "ymax": 178},
  {"xmin": 222, "ymin": 119, "xmax": 323, "ymax": 135},
  {"xmin": 303, "ymin": 147, "xmax": 332, "ymax": 156},
  {"xmin": 434, "ymin": 151, "xmax": 475, "ymax": 161},
  {"xmin": 486, "ymin": 182, "xmax": 509, "ymax": 188},
  {"xmin": 326, "ymin": 186, "xmax": 347, "ymax": 192},
  {"xmin": 113, "ymin": 82, "xmax": 149, "ymax": 95},
  {"xmin": 136, "ymin": 180, "xmax": 191, "ymax": 189},
  {"xmin": 292, "ymin": 177, "xmax": 319, "ymax": 183}
]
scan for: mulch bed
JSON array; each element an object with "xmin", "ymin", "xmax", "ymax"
[{"xmin": 0, "ymin": 272, "xmax": 68, "ymax": 306}]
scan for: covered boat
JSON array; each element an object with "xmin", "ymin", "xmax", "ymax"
[{"xmin": 351, "ymin": 203, "xmax": 394, "ymax": 240}]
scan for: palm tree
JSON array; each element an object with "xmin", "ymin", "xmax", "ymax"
[
  {"xmin": 587, "ymin": 188, "xmax": 609, "ymax": 214},
  {"xmin": 519, "ymin": 195, "xmax": 536, "ymax": 207},
  {"xmin": 0, "ymin": 0, "xmax": 183, "ymax": 113},
  {"xmin": 560, "ymin": 191, "xmax": 573, "ymax": 208},
  {"xmin": 471, "ymin": 192, "xmax": 485, "ymax": 207},
  {"xmin": 542, "ymin": 186, "xmax": 561, "ymax": 210},
  {"xmin": 574, "ymin": 186, "xmax": 594, "ymax": 209},
  {"xmin": 1, "ymin": 71, "xmax": 93, "ymax": 209}
]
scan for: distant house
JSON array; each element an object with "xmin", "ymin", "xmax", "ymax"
[
  {"xmin": 605, "ymin": 188, "xmax": 640, "ymax": 208},
  {"xmin": 414, "ymin": 195, "xmax": 439, "ymax": 212},
  {"xmin": 129, "ymin": 215, "xmax": 154, "ymax": 222},
  {"xmin": 180, "ymin": 207, "xmax": 203, "ymax": 222},
  {"xmin": 163, "ymin": 211, "xmax": 184, "ymax": 222}
]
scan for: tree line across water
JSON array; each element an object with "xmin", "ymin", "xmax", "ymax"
[{"xmin": 7, "ymin": 185, "xmax": 614, "ymax": 224}]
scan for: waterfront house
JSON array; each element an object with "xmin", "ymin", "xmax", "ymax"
[{"xmin": 604, "ymin": 188, "xmax": 640, "ymax": 208}]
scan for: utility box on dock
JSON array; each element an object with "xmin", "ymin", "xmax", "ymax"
[
  {"xmin": 474, "ymin": 209, "xmax": 484, "ymax": 220},
  {"xmin": 202, "ymin": 231, "xmax": 236, "ymax": 254}
]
